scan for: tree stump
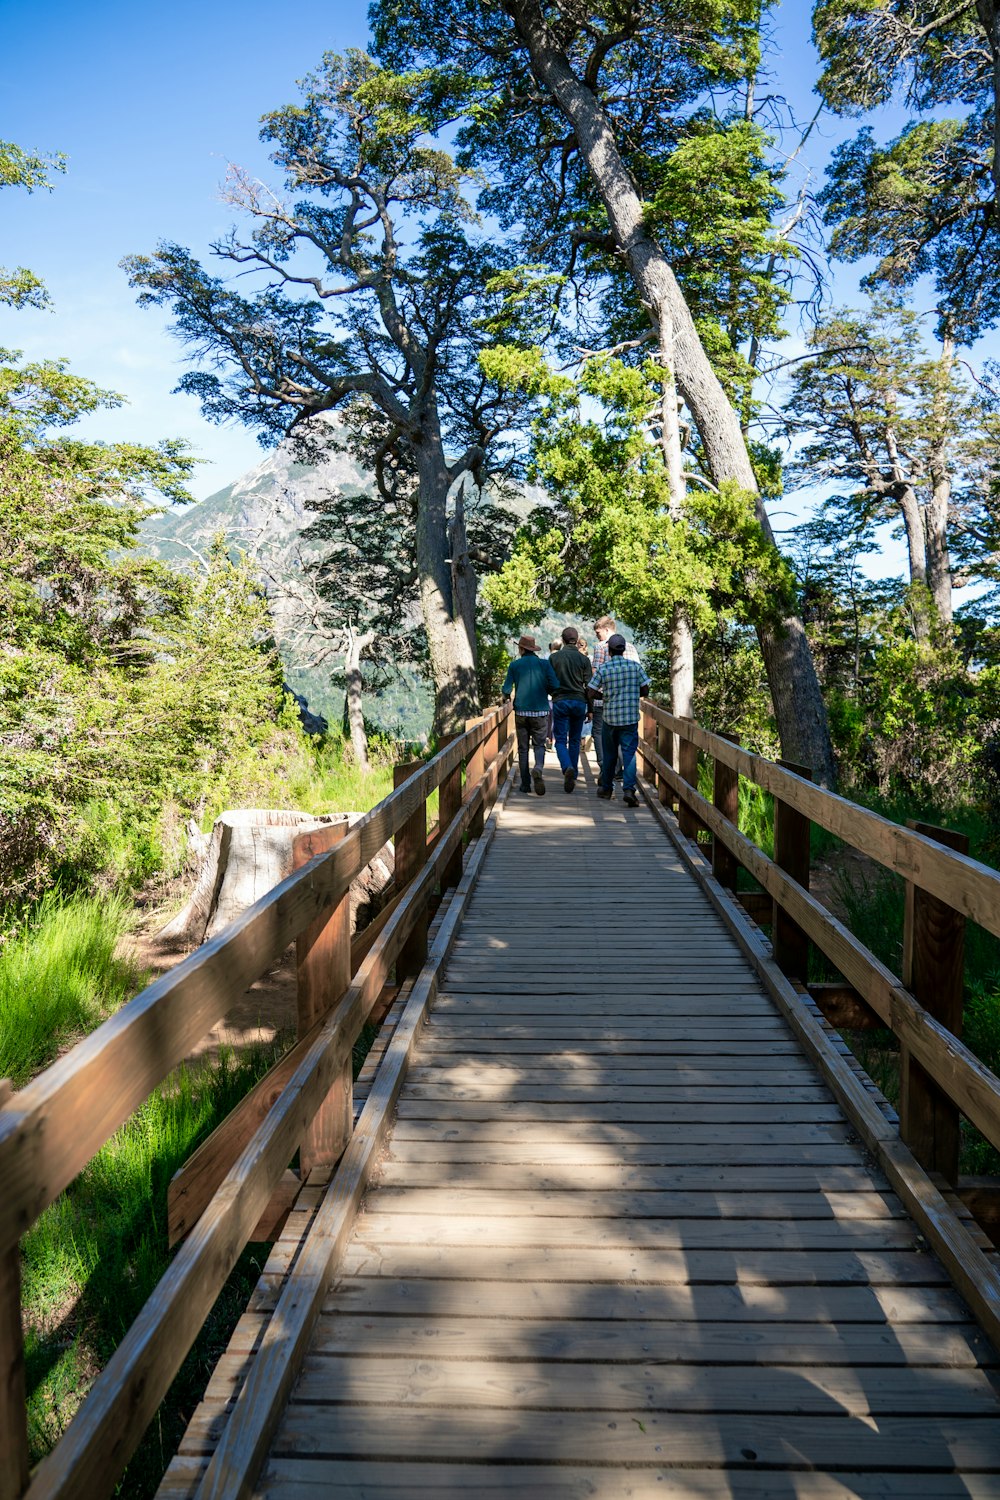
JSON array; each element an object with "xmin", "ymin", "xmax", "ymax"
[{"xmin": 158, "ymin": 810, "xmax": 394, "ymax": 950}]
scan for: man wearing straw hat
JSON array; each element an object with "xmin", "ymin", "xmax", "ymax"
[{"xmin": 502, "ymin": 634, "xmax": 559, "ymax": 794}]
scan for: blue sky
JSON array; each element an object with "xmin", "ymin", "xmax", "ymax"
[{"xmin": 3, "ymin": 0, "xmax": 993, "ymax": 575}]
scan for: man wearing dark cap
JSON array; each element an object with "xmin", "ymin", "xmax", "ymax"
[
  {"xmin": 588, "ymin": 633, "xmax": 650, "ymax": 808},
  {"xmin": 549, "ymin": 625, "xmax": 592, "ymax": 792},
  {"xmin": 502, "ymin": 635, "xmax": 560, "ymax": 794}
]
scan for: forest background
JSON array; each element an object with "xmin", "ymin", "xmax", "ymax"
[{"xmin": 5, "ymin": 0, "xmax": 1000, "ymax": 1489}]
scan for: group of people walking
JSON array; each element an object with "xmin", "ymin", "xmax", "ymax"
[{"xmin": 501, "ymin": 616, "xmax": 651, "ymax": 809}]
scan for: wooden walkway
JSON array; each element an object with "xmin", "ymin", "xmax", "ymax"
[{"xmin": 178, "ymin": 756, "xmax": 1000, "ymax": 1497}]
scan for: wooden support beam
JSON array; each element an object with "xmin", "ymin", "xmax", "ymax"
[
  {"xmin": 293, "ymin": 824, "xmax": 352, "ymax": 1177},
  {"xmin": 437, "ymin": 733, "xmax": 463, "ymax": 890},
  {"xmin": 655, "ymin": 720, "xmax": 673, "ymax": 809},
  {"xmin": 712, "ymin": 732, "xmax": 740, "ymax": 892},
  {"xmin": 641, "ymin": 705, "xmax": 656, "ymax": 782},
  {"xmin": 677, "ymin": 721, "xmax": 700, "ymax": 841},
  {"xmin": 392, "ymin": 762, "xmax": 429, "ymax": 980},
  {"xmin": 466, "ymin": 717, "xmax": 486, "ymax": 839},
  {"xmin": 900, "ymin": 821, "xmax": 969, "ymax": 1187},
  {"xmin": 807, "ymin": 983, "xmax": 883, "ymax": 1031},
  {"xmin": 0, "ymin": 1082, "xmax": 28, "ymax": 1500},
  {"xmin": 773, "ymin": 759, "xmax": 812, "ymax": 981}
]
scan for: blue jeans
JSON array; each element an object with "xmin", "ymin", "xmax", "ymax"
[
  {"xmin": 600, "ymin": 721, "xmax": 639, "ymax": 792},
  {"xmin": 552, "ymin": 698, "xmax": 588, "ymax": 776}
]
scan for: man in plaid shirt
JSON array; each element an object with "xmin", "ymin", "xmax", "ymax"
[
  {"xmin": 588, "ymin": 633, "xmax": 650, "ymax": 808},
  {"xmin": 591, "ymin": 615, "xmax": 640, "ymax": 774}
]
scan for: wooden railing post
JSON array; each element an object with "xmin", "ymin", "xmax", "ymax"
[
  {"xmin": 712, "ymin": 733, "xmax": 740, "ymax": 892},
  {"xmin": 772, "ymin": 760, "xmax": 812, "ymax": 981},
  {"xmin": 393, "ymin": 760, "xmax": 429, "ymax": 978},
  {"xmin": 0, "ymin": 1083, "xmax": 28, "ymax": 1500},
  {"xmin": 466, "ymin": 717, "xmax": 487, "ymax": 838},
  {"xmin": 293, "ymin": 824, "xmax": 352, "ymax": 1176},
  {"xmin": 656, "ymin": 720, "xmax": 674, "ymax": 809},
  {"xmin": 677, "ymin": 719, "xmax": 700, "ymax": 841},
  {"xmin": 641, "ymin": 703, "xmax": 656, "ymax": 782},
  {"xmin": 438, "ymin": 732, "xmax": 464, "ymax": 890},
  {"xmin": 900, "ymin": 821, "xmax": 969, "ymax": 1185}
]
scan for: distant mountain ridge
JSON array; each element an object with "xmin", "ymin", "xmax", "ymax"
[{"xmin": 139, "ymin": 432, "xmax": 433, "ymax": 736}]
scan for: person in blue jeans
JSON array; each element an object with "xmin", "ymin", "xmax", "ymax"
[
  {"xmin": 588, "ymin": 633, "xmax": 651, "ymax": 808},
  {"xmin": 549, "ymin": 626, "xmax": 592, "ymax": 792},
  {"xmin": 502, "ymin": 634, "xmax": 560, "ymax": 793}
]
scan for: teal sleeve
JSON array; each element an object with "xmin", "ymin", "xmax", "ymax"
[{"xmin": 501, "ymin": 663, "xmax": 515, "ymax": 698}]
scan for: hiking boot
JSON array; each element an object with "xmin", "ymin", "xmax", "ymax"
[
  {"xmin": 563, "ymin": 767, "xmax": 576, "ymax": 793},
  {"xmin": 623, "ymin": 788, "xmax": 639, "ymax": 808},
  {"xmin": 532, "ymin": 769, "xmax": 546, "ymax": 796},
  {"xmin": 519, "ymin": 778, "xmax": 532, "ymax": 793},
  {"xmin": 596, "ymin": 787, "xmax": 613, "ymax": 800}
]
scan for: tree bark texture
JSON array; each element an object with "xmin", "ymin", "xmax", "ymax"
[
  {"xmin": 504, "ymin": 0, "xmax": 838, "ymax": 785},
  {"xmin": 343, "ymin": 627, "xmax": 374, "ymax": 771},
  {"xmin": 658, "ymin": 318, "xmax": 696, "ymax": 719},
  {"xmin": 925, "ymin": 328, "xmax": 956, "ymax": 623},
  {"xmin": 413, "ymin": 417, "xmax": 481, "ymax": 735}
]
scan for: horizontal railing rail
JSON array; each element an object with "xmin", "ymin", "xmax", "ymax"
[
  {"xmin": 0, "ymin": 704, "xmax": 513, "ymax": 1500},
  {"xmin": 639, "ymin": 700, "xmax": 1000, "ymax": 1195}
]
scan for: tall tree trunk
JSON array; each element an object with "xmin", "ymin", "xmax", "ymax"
[
  {"xmin": 343, "ymin": 626, "xmax": 374, "ymax": 771},
  {"xmin": 658, "ymin": 318, "xmax": 695, "ymax": 718},
  {"xmin": 506, "ymin": 0, "xmax": 838, "ymax": 785},
  {"xmin": 413, "ymin": 415, "xmax": 481, "ymax": 734},
  {"xmin": 925, "ymin": 326, "xmax": 956, "ymax": 623}
]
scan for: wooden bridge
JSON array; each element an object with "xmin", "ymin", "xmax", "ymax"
[{"xmin": 7, "ymin": 703, "xmax": 1000, "ymax": 1496}]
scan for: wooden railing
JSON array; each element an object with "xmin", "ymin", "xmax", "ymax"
[
  {"xmin": 639, "ymin": 701, "xmax": 1000, "ymax": 1204},
  {"xmin": 0, "ymin": 705, "xmax": 513, "ymax": 1500}
]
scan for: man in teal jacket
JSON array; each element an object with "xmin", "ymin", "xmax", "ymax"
[{"xmin": 502, "ymin": 635, "xmax": 559, "ymax": 794}]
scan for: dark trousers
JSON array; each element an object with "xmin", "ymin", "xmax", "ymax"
[
  {"xmin": 515, "ymin": 714, "xmax": 547, "ymax": 783},
  {"xmin": 599, "ymin": 721, "xmax": 639, "ymax": 792},
  {"xmin": 591, "ymin": 701, "xmax": 622, "ymax": 775},
  {"xmin": 552, "ymin": 697, "xmax": 587, "ymax": 776}
]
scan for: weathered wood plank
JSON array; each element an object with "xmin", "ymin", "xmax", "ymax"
[
  {"xmin": 254, "ymin": 1460, "xmax": 1000, "ymax": 1499},
  {"xmin": 339, "ymin": 1242, "xmax": 949, "ymax": 1285},
  {"xmin": 303, "ymin": 1311, "xmax": 994, "ymax": 1365},
  {"xmin": 291, "ymin": 1353, "xmax": 1000, "ymax": 1413},
  {"xmin": 269, "ymin": 1407, "xmax": 1000, "ymax": 1468}
]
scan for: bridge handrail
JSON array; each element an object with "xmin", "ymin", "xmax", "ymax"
[
  {"xmin": 639, "ymin": 700, "xmax": 1000, "ymax": 1184},
  {"xmin": 642, "ymin": 701, "xmax": 1000, "ymax": 938},
  {"xmin": 0, "ymin": 704, "xmax": 513, "ymax": 1500}
]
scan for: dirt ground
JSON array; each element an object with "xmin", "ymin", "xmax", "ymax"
[
  {"xmin": 809, "ymin": 844, "xmax": 883, "ymax": 922},
  {"xmin": 124, "ymin": 928, "xmax": 299, "ymax": 1071}
]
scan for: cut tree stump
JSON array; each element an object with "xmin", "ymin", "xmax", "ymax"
[{"xmin": 158, "ymin": 810, "xmax": 394, "ymax": 951}]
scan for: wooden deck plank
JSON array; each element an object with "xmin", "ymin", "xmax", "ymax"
[{"xmin": 255, "ymin": 1461, "xmax": 1000, "ymax": 1499}]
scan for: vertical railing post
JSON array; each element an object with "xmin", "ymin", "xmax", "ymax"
[
  {"xmin": 772, "ymin": 761, "xmax": 812, "ymax": 980},
  {"xmin": 641, "ymin": 702, "xmax": 656, "ymax": 782},
  {"xmin": 0, "ymin": 1083, "xmax": 28, "ymax": 1500},
  {"xmin": 438, "ymin": 733, "xmax": 463, "ymax": 890},
  {"xmin": 466, "ymin": 716, "xmax": 486, "ymax": 839},
  {"xmin": 656, "ymin": 719, "xmax": 674, "ymax": 809},
  {"xmin": 677, "ymin": 719, "xmax": 700, "ymax": 841},
  {"xmin": 393, "ymin": 760, "xmax": 429, "ymax": 979},
  {"xmin": 712, "ymin": 733, "xmax": 740, "ymax": 893},
  {"xmin": 292, "ymin": 824, "xmax": 353, "ymax": 1175},
  {"xmin": 482, "ymin": 709, "xmax": 500, "ymax": 812},
  {"xmin": 900, "ymin": 821, "xmax": 968, "ymax": 1185}
]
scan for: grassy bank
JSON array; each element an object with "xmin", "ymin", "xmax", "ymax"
[{"xmin": 0, "ymin": 892, "xmax": 147, "ymax": 1086}]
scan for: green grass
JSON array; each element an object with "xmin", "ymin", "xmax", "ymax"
[
  {"xmin": 0, "ymin": 892, "xmax": 148, "ymax": 1086},
  {"xmin": 22, "ymin": 1040, "xmax": 287, "ymax": 1496}
]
